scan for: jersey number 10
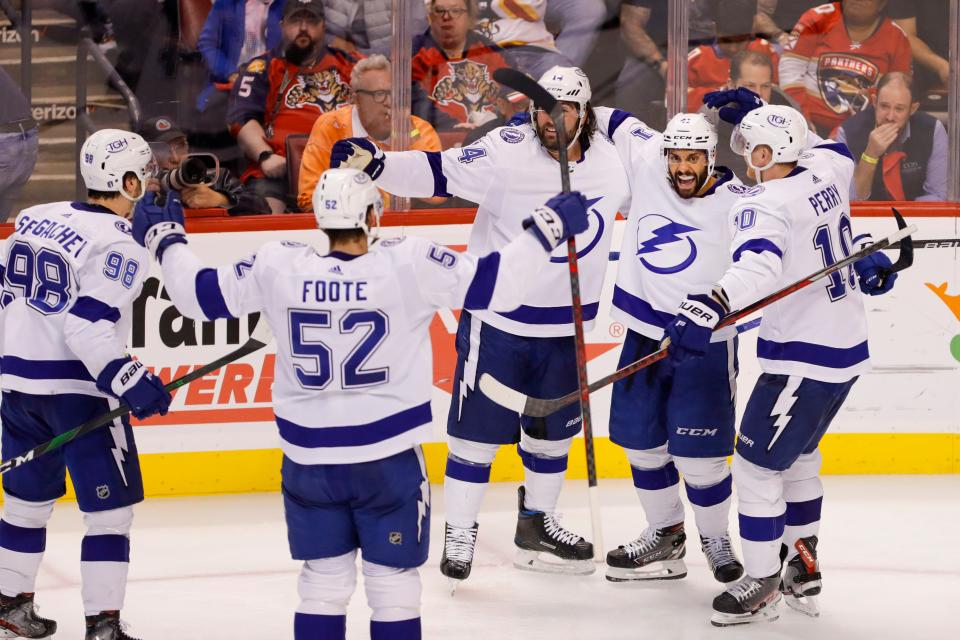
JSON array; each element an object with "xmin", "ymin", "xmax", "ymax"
[
  {"xmin": 813, "ymin": 214, "xmax": 856, "ymax": 302},
  {"xmin": 289, "ymin": 309, "xmax": 390, "ymax": 390}
]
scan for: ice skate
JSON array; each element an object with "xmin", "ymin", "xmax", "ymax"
[
  {"xmin": 701, "ymin": 533, "xmax": 744, "ymax": 583},
  {"xmin": 0, "ymin": 593, "xmax": 56, "ymax": 638},
  {"xmin": 605, "ymin": 523, "xmax": 686, "ymax": 582},
  {"xmin": 711, "ymin": 574, "xmax": 782, "ymax": 627},
  {"xmin": 781, "ymin": 536, "xmax": 822, "ymax": 617},
  {"xmin": 440, "ymin": 522, "xmax": 479, "ymax": 595},
  {"xmin": 85, "ymin": 611, "xmax": 141, "ymax": 640},
  {"xmin": 514, "ymin": 487, "xmax": 594, "ymax": 575}
]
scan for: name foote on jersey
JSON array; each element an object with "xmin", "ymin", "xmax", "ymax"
[{"xmin": 301, "ymin": 279, "xmax": 369, "ymax": 303}]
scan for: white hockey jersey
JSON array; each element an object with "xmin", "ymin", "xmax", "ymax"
[
  {"xmin": 717, "ymin": 133, "xmax": 869, "ymax": 383},
  {"xmin": 159, "ymin": 231, "xmax": 547, "ymax": 465},
  {"xmin": 598, "ymin": 109, "xmax": 745, "ymax": 342},
  {"xmin": 0, "ymin": 202, "xmax": 149, "ymax": 396},
  {"xmin": 476, "ymin": 0, "xmax": 556, "ymax": 50},
  {"xmin": 375, "ymin": 115, "xmax": 632, "ymax": 338}
]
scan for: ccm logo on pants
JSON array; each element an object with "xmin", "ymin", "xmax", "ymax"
[{"xmin": 675, "ymin": 427, "xmax": 718, "ymax": 437}]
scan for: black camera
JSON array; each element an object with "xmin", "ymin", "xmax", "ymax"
[{"xmin": 157, "ymin": 153, "xmax": 219, "ymax": 191}]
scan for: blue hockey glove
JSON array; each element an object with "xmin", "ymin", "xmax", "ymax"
[
  {"xmin": 96, "ymin": 357, "xmax": 172, "ymax": 420},
  {"xmin": 663, "ymin": 292, "xmax": 728, "ymax": 364},
  {"xmin": 854, "ymin": 250, "xmax": 897, "ymax": 296},
  {"xmin": 703, "ymin": 88, "xmax": 765, "ymax": 125},
  {"xmin": 523, "ymin": 191, "xmax": 590, "ymax": 251},
  {"xmin": 132, "ymin": 191, "xmax": 187, "ymax": 262},
  {"xmin": 330, "ymin": 138, "xmax": 385, "ymax": 179}
]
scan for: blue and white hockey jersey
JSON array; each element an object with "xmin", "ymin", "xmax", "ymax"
[
  {"xmin": 0, "ymin": 202, "xmax": 149, "ymax": 396},
  {"xmin": 599, "ymin": 109, "xmax": 745, "ymax": 342},
  {"xmin": 374, "ymin": 117, "xmax": 631, "ymax": 338},
  {"xmin": 159, "ymin": 231, "xmax": 548, "ymax": 464},
  {"xmin": 717, "ymin": 133, "xmax": 869, "ymax": 383}
]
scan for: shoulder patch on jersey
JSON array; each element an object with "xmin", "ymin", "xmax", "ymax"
[
  {"xmin": 114, "ymin": 220, "xmax": 132, "ymax": 235},
  {"xmin": 246, "ymin": 58, "xmax": 266, "ymax": 74},
  {"xmin": 499, "ymin": 128, "xmax": 525, "ymax": 144},
  {"xmin": 631, "ymin": 124, "xmax": 654, "ymax": 141},
  {"xmin": 728, "ymin": 184, "xmax": 765, "ymax": 197},
  {"xmin": 379, "ymin": 237, "xmax": 405, "ymax": 247},
  {"xmin": 281, "ymin": 240, "xmax": 306, "ymax": 248}
]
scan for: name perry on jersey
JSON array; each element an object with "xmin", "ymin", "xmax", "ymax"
[
  {"xmin": 808, "ymin": 183, "xmax": 843, "ymax": 216},
  {"xmin": 15, "ymin": 214, "xmax": 89, "ymax": 258},
  {"xmin": 301, "ymin": 279, "xmax": 370, "ymax": 303}
]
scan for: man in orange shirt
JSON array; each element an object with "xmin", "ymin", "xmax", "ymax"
[
  {"xmin": 298, "ymin": 55, "xmax": 442, "ymax": 211},
  {"xmin": 779, "ymin": 0, "xmax": 912, "ymax": 136}
]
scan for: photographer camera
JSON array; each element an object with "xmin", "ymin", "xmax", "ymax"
[{"xmin": 141, "ymin": 116, "xmax": 268, "ymax": 214}]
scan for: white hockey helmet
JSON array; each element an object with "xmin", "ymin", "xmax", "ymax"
[
  {"xmin": 662, "ymin": 112, "xmax": 718, "ymax": 177},
  {"xmin": 734, "ymin": 104, "xmax": 807, "ymax": 179},
  {"xmin": 312, "ymin": 168, "xmax": 384, "ymax": 236},
  {"xmin": 80, "ymin": 128, "xmax": 154, "ymax": 201},
  {"xmin": 531, "ymin": 66, "xmax": 592, "ymax": 148}
]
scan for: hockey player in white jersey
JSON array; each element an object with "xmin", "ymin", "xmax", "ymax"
[
  {"xmin": 132, "ymin": 167, "xmax": 589, "ymax": 639},
  {"xmin": 330, "ymin": 66, "xmax": 631, "ymax": 584},
  {"xmin": 663, "ymin": 94, "xmax": 898, "ymax": 626},
  {"xmin": 0, "ymin": 129, "xmax": 172, "ymax": 640},
  {"xmin": 594, "ymin": 109, "xmax": 746, "ymax": 584}
]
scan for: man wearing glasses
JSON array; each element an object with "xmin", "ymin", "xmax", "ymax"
[
  {"xmin": 297, "ymin": 55, "xmax": 442, "ymax": 212},
  {"xmin": 228, "ymin": 0, "xmax": 360, "ymax": 213}
]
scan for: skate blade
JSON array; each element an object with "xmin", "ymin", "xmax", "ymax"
[
  {"xmin": 710, "ymin": 594, "xmax": 782, "ymax": 627},
  {"xmin": 513, "ymin": 549, "xmax": 596, "ymax": 575},
  {"xmin": 785, "ymin": 593, "xmax": 820, "ymax": 617},
  {"xmin": 605, "ymin": 559, "xmax": 687, "ymax": 582},
  {"xmin": 447, "ymin": 577, "xmax": 463, "ymax": 597}
]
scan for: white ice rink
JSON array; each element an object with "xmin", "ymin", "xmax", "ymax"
[{"xmin": 27, "ymin": 476, "xmax": 960, "ymax": 639}]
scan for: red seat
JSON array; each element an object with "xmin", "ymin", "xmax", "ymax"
[{"xmin": 286, "ymin": 134, "xmax": 311, "ymax": 208}]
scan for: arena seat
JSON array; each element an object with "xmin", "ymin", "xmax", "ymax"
[{"xmin": 286, "ymin": 134, "xmax": 311, "ymax": 210}]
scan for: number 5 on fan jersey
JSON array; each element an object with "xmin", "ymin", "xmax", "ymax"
[{"xmin": 288, "ymin": 308, "xmax": 390, "ymax": 390}]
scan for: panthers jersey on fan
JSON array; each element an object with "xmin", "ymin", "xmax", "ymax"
[
  {"xmin": 374, "ymin": 117, "xmax": 631, "ymax": 338},
  {"xmin": 718, "ymin": 134, "xmax": 868, "ymax": 382},
  {"xmin": 597, "ymin": 109, "xmax": 745, "ymax": 343},
  {"xmin": 475, "ymin": 0, "xmax": 555, "ymax": 50},
  {"xmin": 0, "ymin": 202, "xmax": 149, "ymax": 396},
  {"xmin": 158, "ymin": 232, "xmax": 545, "ymax": 465}
]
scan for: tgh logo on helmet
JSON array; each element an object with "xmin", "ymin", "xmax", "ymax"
[
  {"xmin": 766, "ymin": 114, "xmax": 788, "ymax": 128},
  {"xmin": 106, "ymin": 139, "xmax": 129, "ymax": 153}
]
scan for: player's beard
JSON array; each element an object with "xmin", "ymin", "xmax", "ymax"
[
  {"xmin": 285, "ymin": 34, "xmax": 317, "ymax": 66},
  {"xmin": 537, "ymin": 117, "xmax": 580, "ymax": 152},
  {"xmin": 669, "ymin": 167, "xmax": 708, "ymax": 199}
]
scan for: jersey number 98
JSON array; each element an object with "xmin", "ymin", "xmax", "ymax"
[
  {"xmin": 1, "ymin": 241, "xmax": 72, "ymax": 314},
  {"xmin": 289, "ymin": 308, "xmax": 390, "ymax": 390}
]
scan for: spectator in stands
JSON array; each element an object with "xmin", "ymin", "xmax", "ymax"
[
  {"xmin": 834, "ymin": 72, "xmax": 947, "ymax": 201},
  {"xmin": 473, "ymin": 0, "xmax": 571, "ymax": 78},
  {"xmin": 615, "ymin": 0, "xmax": 667, "ymax": 128},
  {"xmin": 228, "ymin": 0, "xmax": 359, "ymax": 213},
  {"xmin": 140, "ymin": 116, "xmax": 270, "ymax": 214},
  {"xmin": 687, "ymin": 0, "xmax": 779, "ymax": 111},
  {"xmin": 79, "ymin": 0, "xmax": 116, "ymax": 50},
  {"xmin": 889, "ymin": 0, "xmax": 949, "ymax": 95},
  {"xmin": 0, "ymin": 67, "xmax": 38, "ymax": 223},
  {"xmin": 752, "ymin": 0, "xmax": 822, "ymax": 49},
  {"xmin": 297, "ymin": 55, "xmax": 442, "ymax": 211},
  {"xmin": 323, "ymin": 0, "xmax": 427, "ymax": 57},
  {"xmin": 196, "ymin": 0, "xmax": 286, "ymax": 112},
  {"xmin": 545, "ymin": 0, "xmax": 607, "ymax": 69},
  {"xmin": 411, "ymin": 0, "xmax": 512, "ymax": 135},
  {"xmin": 780, "ymin": 0, "xmax": 912, "ymax": 137}
]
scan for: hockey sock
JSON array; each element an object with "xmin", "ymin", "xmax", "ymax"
[
  {"xmin": 371, "ymin": 618, "xmax": 421, "ymax": 640},
  {"xmin": 0, "ymin": 520, "xmax": 46, "ymax": 597},
  {"xmin": 294, "ymin": 613, "xmax": 346, "ymax": 640},
  {"xmin": 784, "ymin": 497, "xmax": 822, "ymax": 559},
  {"xmin": 80, "ymin": 507, "xmax": 133, "ymax": 615},
  {"xmin": 631, "ymin": 462, "xmax": 684, "ymax": 529},
  {"xmin": 443, "ymin": 454, "xmax": 491, "ymax": 529},
  {"xmin": 518, "ymin": 445, "xmax": 568, "ymax": 514},
  {"xmin": 684, "ymin": 474, "xmax": 733, "ymax": 539},
  {"xmin": 782, "ymin": 451, "xmax": 824, "ymax": 559}
]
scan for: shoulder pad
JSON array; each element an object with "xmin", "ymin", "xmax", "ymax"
[{"xmin": 727, "ymin": 183, "xmax": 766, "ymax": 198}]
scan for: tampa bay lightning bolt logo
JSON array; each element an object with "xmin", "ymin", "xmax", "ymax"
[
  {"xmin": 635, "ymin": 214, "xmax": 699, "ymax": 275},
  {"xmin": 549, "ymin": 196, "xmax": 605, "ymax": 263}
]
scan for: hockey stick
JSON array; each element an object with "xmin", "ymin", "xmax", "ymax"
[
  {"xmin": 481, "ymin": 217, "xmax": 917, "ymax": 418},
  {"xmin": 0, "ymin": 318, "xmax": 273, "ymax": 475},
  {"xmin": 492, "ymin": 67, "xmax": 604, "ymax": 556}
]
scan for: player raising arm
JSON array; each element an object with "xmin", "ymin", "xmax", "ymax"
[
  {"xmin": 132, "ymin": 168, "xmax": 588, "ymax": 640},
  {"xmin": 664, "ymin": 94, "xmax": 898, "ymax": 627},
  {"xmin": 0, "ymin": 129, "xmax": 172, "ymax": 640}
]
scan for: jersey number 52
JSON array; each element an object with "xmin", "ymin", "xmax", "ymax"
[{"xmin": 289, "ymin": 309, "xmax": 390, "ymax": 390}]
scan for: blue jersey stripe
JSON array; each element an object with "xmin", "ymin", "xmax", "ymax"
[
  {"xmin": 496, "ymin": 301, "xmax": 599, "ymax": 325},
  {"xmin": 425, "ymin": 151, "xmax": 452, "ymax": 197},
  {"xmin": 463, "ymin": 252, "xmax": 500, "ymax": 310},
  {"xmin": 733, "ymin": 238, "xmax": 783, "ymax": 263},
  {"xmin": 276, "ymin": 402, "xmax": 432, "ymax": 448},
  {"xmin": 757, "ymin": 338, "xmax": 869, "ymax": 369},
  {"xmin": 607, "ymin": 108, "xmax": 633, "ymax": 138},
  {"xmin": 195, "ymin": 268, "xmax": 232, "ymax": 320},
  {"xmin": 814, "ymin": 142, "xmax": 854, "ymax": 161},
  {"xmin": 611, "ymin": 286, "xmax": 673, "ymax": 329},
  {"xmin": 0, "ymin": 356, "xmax": 93, "ymax": 381},
  {"xmin": 69, "ymin": 296, "xmax": 121, "ymax": 324}
]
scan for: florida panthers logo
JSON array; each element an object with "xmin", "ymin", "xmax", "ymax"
[
  {"xmin": 816, "ymin": 54, "xmax": 878, "ymax": 116},
  {"xmin": 285, "ymin": 68, "xmax": 351, "ymax": 113},
  {"xmin": 432, "ymin": 59, "xmax": 499, "ymax": 121}
]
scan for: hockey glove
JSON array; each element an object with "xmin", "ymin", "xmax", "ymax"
[
  {"xmin": 522, "ymin": 191, "xmax": 590, "ymax": 251},
  {"xmin": 132, "ymin": 191, "xmax": 187, "ymax": 262},
  {"xmin": 854, "ymin": 250, "xmax": 897, "ymax": 296},
  {"xmin": 330, "ymin": 138, "xmax": 386, "ymax": 180},
  {"xmin": 96, "ymin": 356, "xmax": 172, "ymax": 420},
  {"xmin": 663, "ymin": 291, "xmax": 729, "ymax": 364},
  {"xmin": 703, "ymin": 88, "xmax": 765, "ymax": 125}
]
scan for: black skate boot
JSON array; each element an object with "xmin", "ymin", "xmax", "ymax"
[
  {"xmin": 514, "ymin": 487, "xmax": 594, "ymax": 575},
  {"xmin": 85, "ymin": 611, "xmax": 141, "ymax": 640},
  {"xmin": 701, "ymin": 533, "xmax": 744, "ymax": 583},
  {"xmin": 605, "ymin": 523, "xmax": 686, "ymax": 582},
  {"xmin": 711, "ymin": 574, "xmax": 783, "ymax": 627},
  {"xmin": 440, "ymin": 522, "xmax": 479, "ymax": 594},
  {"xmin": 780, "ymin": 536, "xmax": 822, "ymax": 617},
  {"xmin": 0, "ymin": 592, "xmax": 56, "ymax": 638}
]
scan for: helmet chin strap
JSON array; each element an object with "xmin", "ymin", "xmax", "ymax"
[{"xmin": 745, "ymin": 150, "xmax": 776, "ymax": 185}]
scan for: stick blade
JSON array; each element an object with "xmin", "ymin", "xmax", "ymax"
[
  {"xmin": 249, "ymin": 316, "xmax": 274, "ymax": 347},
  {"xmin": 478, "ymin": 373, "xmax": 528, "ymax": 414},
  {"xmin": 492, "ymin": 68, "xmax": 557, "ymax": 113}
]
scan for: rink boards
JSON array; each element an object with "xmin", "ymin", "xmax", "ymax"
[{"xmin": 4, "ymin": 208, "xmax": 960, "ymax": 497}]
